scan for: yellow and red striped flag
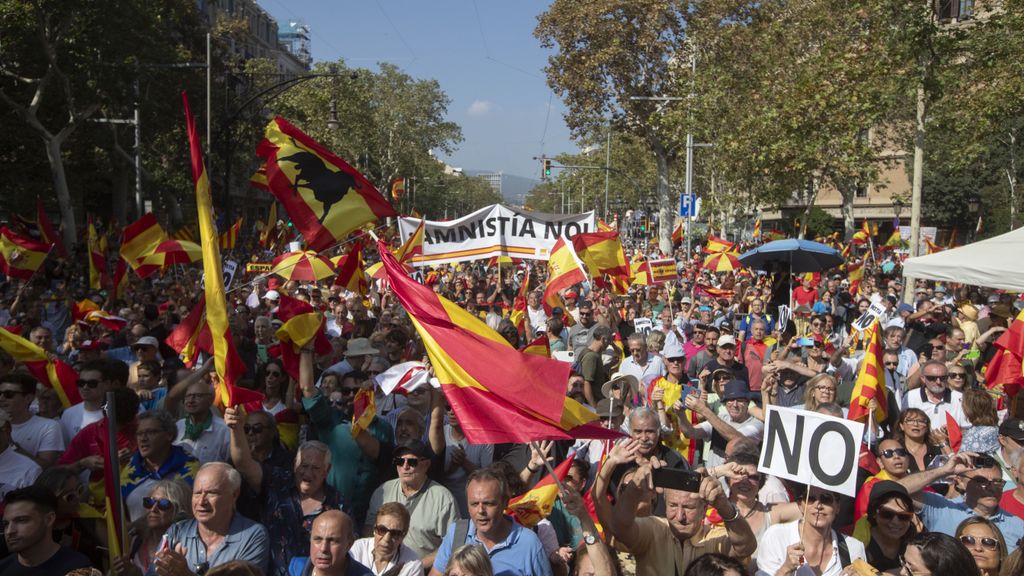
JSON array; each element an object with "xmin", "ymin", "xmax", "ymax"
[
  {"xmin": 984, "ymin": 309, "xmax": 1024, "ymax": 397},
  {"xmin": 111, "ymin": 258, "xmax": 129, "ymax": 300},
  {"xmin": 36, "ymin": 199, "xmax": 67, "ymax": 259},
  {"xmin": 630, "ymin": 259, "xmax": 653, "ymax": 286},
  {"xmin": 390, "ymin": 177, "xmax": 406, "ymax": 201},
  {"xmin": 542, "ymin": 236, "xmax": 587, "ymax": 316},
  {"xmin": 164, "ymin": 296, "xmax": 210, "ymax": 368},
  {"xmin": 704, "ymin": 235, "xmax": 735, "ymax": 254},
  {"xmin": 376, "ymin": 239, "xmax": 620, "ymax": 444},
  {"xmin": 648, "ymin": 258, "xmax": 677, "ymax": 284},
  {"xmin": 572, "ymin": 231, "xmax": 632, "ymax": 295},
  {"xmin": 87, "ymin": 218, "xmax": 109, "ymax": 290},
  {"xmin": 184, "ymin": 91, "xmax": 250, "ymax": 410},
  {"xmin": 352, "ymin": 388, "xmax": 376, "ymax": 438},
  {"xmin": 847, "ymin": 260, "xmax": 864, "ymax": 294},
  {"xmin": 395, "ymin": 218, "xmax": 425, "ymax": 264},
  {"xmin": 274, "ymin": 293, "xmax": 332, "ymax": 381},
  {"xmin": 848, "ymin": 319, "xmax": 887, "ymax": 423},
  {"xmin": 119, "ymin": 213, "xmax": 167, "ymax": 278},
  {"xmin": 0, "ymin": 227, "xmax": 52, "ymax": 280},
  {"xmin": 259, "ymin": 202, "xmax": 277, "ymax": 248},
  {"xmin": 173, "ymin": 226, "xmax": 195, "ymax": 242},
  {"xmin": 752, "ymin": 218, "xmax": 762, "ymax": 239},
  {"xmin": 0, "ymin": 327, "xmax": 81, "ymax": 408},
  {"xmin": 255, "ymin": 116, "xmax": 397, "ymax": 252},
  {"xmin": 597, "ymin": 218, "xmax": 614, "ymax": 232},
  {"xmin": 509, "ymin": 268, "xmax": 531, "ymax": 334},
  {"xmin": 521, "ymin": 334, "xmax": 551, "ymax": 358},
  {"xmin": 219, "ymin": 217, "xmax": 242, "ymax": 250},
  {"xmin": 333, "ymin": 245, "xmax": 370, "ymax": 295},
  {"xmin": 507, "ymin": 455, "xmax": 573, "ymax": 527},
  {"xmin": 671, "ymin": 220, "xmax": 683, "ymax": 245}
]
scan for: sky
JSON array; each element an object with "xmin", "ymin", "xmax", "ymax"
[{"xmin": 263, "ymin": 0, "xmax": 576, "ymax": 180}]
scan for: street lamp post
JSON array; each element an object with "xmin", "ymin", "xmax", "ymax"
[{"xmin": 968, "ymin": 195, "xmax": 980, "ymax": 241}]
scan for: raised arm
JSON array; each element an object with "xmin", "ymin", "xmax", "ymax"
[
  {"xmin": 164, "ymin": 357, "xmax": 214, "ymax": 416},
  {"xmin": 224, "ymin": 407, "xmax": 262, "ymax": 493}
]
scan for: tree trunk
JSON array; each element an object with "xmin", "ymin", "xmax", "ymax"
[
  {"xmin": 1008, "ymin": 128, "xmax": 1018, "ymax": 230},
  {"xmin": 839, "ymin": 182, "xmax": 856, "ymax": 241},
  {"xmin": 44, "ymin": 137, "xmax": 78, "ymax": 248},
  {"xmin": 655, "ymin": 148, "xmax": 673, "ymax": 255}
]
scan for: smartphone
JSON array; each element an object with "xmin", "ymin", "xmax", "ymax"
[
  {"xmin": 680, "ymin": 383, "xmax": 700, "ymax": 401},
  {"xmin": 651, "ymin": 468, "xmax": 703, "ymax": 492},
  {"xmin": 796, "ymin": 337, "xmax": 815, "ymax": 347},
  {"xmin": 973, "ymin": 454, "xmax": 998, "ymax": 469}
]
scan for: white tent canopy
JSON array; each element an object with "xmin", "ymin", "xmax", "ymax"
[{"xmin": 902, "ymin": 226, "xmax": 1024, "ymax": 291}]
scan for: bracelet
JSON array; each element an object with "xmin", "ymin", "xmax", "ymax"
[
  {"xmin": 526, "ymin": 464, "xmax": 538, "ymax": 473},
  {"xmin": 720, "ymin": 502, "xmax": 741, "ymax": 522}
]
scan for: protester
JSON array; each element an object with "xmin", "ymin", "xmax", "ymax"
[
  {"xmin": 350, "ymin": 503, "xmax": 423, "ymax": 576},
  {"xmin": 0, "ymin": 371, "xmax": 64, "ymax": 468},
  {"xmin": 901, "ymin": 532, "xmax": 982, "ymax": 576},
  {"xmin": 0, "ymin": 408, "xmax": 41, "ymax": 499},
  {"xmin": 956, "ymin": 516, "xmax": 1008, "ymax": 576},
  {"xmin": 0, "ymin": 485, "xmax": 92, "ymax": 574},
  {"xmin": 287, "ymin": 510, "xmax": 373, "ymax": 576},
  {"xmin": 113, "ymin": 479, "xmax": 193, "ymax": 576},
  {"xmin": 122, "ymin": 410, "xmax": 200, "ymax": 522}
]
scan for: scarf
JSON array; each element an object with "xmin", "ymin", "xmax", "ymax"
[{"xmin": 183, "ymin": 409, "xmax": 213, "ymax": 441}]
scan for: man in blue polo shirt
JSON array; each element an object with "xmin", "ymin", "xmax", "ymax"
[
  {"xmin": 896, "ymin": 451, "xmax": 1024, "ymax": 546},
  {"xmin": 429, "ymin": 467, "xmax": 551, "ymax": 576}
]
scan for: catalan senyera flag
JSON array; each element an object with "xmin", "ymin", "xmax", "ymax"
[
  {"xmin": 572, "ymin": 231, "xmax": 632, "ymax": 295},
  {"xmin": 173, "ymin": 226, "xmax": 195, "ymax": 242},
  {"xmin": 255, "ymin": 116, "xmax": 397, "ymax": 252},
  {"xmin": 184, "ymin": 91, "xmax": 249, "ymax": 410},
  {"xmin": 597, "ymin": 218, "xmax": 614, "ymax": 232},
  {"xmin": 507, "ymin": 455, "xmax": 573, "ymax": 528},
  {"xmin": 376, "ymin": 239, "xmax": 620, "ymax": 444},
  {"xmin": 274, "ymin": 293, "xmax": 332, "ymax": 381},
  {"xmin": 508, "ymin": 268, "xmax": 531, "ymax": 334},
  {"xmin": 848, "ymin": 319, "xmax": 887, "ymax": 423},
  {"xmin": 36, "ymin": 199, "xmax": 67, "ymax": 259},
  {"xmin": 984, "ymin": 309, "xmax": 1024, "ymax": 397},
  {"xmin": 542, "ymin": 236, "xmax": 587, "ymax": 316},
  {"xmin": 333, "ymin": 240, "xmax": 370, "ymax": 295},
  {"xmin": 752, "ymin": 218, "xmax": 762, "ymax": 239},
  {"xmin": 521, "ymin": 334, "xmax": 551, "ymax": 358},
  {"xmin": 390, "ymin": 177, "xmax": 406, "ymax": 201},
  {"xmin": 351, "ymin": 388, "xmax": 376, "ymax": 438},
  {"xmin": 87, "ymin": 218, "xmax": 109, "ymax": 290},
  {"xmin": 0, "ymin": 327, "xmax": 81, "ymax": 407},
  {"xmin": 219, "ymin": 217, "xmax": 242, "ymax": 250},
  {"xmin": 165, "ymin": 296, "xmax": 211, "ymax": 368},
  {"xmin": 704, "ymin": 235, "xmax": 735, "ymax": 254},
  {"xmin": 119, "ymin": 213, "xmax": 167, "ymax": 278},
  {"xmin": 0, "ymin": 226, "xmax": 52, "ymax": 280}
]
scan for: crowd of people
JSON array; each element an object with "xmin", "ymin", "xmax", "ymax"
[{"xmin": 0, "ymin": 229, "xmax": 1022, "ymax": 576}]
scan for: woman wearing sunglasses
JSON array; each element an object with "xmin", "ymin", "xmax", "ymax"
[
  {"xmin": 112, "ymin": 478, "xmax": 192, "ymax": 576},
  {"xmin": 863, "ymin": 481, "xmax": 918, "ymax": 571},
  {"xmin": 955, "ymin": 516, "xmax": 1008, "ymax": 576}
]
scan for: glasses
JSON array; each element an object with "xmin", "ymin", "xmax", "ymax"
[
  {"xmin": 811, "ymin": 322, "xmax": 822, "ymax": 327},
  {"xmin": 393, "ymin": 457, "xmax": 420, "ymax": 468},
  {"xmin": 963, "ymin": 476, "xmax": 1006, "ymax": 490},
  {"xmin": 329, "ymin": 399, "xmax": 346, "ymax": 407},
  {"xmin": 815, "ymin": 386, "xmax": 837, "ymax": 393},
  {"xmin": 949, "ymin": 372, "xmax": 966, "ymax": 379},
  {"xmin": 960, "ymin": 535, "xmax": 1000, "ymax": 550},
  {"xmin": 806, "ymin": 492, "xmax": 839, "ymax": 506},
  {"xmin": 142, "ymin": 497, "xmax": 173, "ymax": 511},
  {"xmin": 0, "ymin": 390, "xmax": 24, "ymax": 399},
  {"xmin": 136, "ymin": 429, "xmax": 165, "ymax": 439},
  {"xmin": 884, "ymin": 361, "xmax": 899, "ymax": 367},
  {"xmin": 373, "ymin": 524, "xmax": 405, "ymax": 539},
  {"xmin": 922, "ymin": 374, "xmax": 948, "ymax": 382},
  {"xmin": 77, "ymin": 379, "xmax": 102, "ymax": 389},
  {"xmin": 243, "ymin": 424, "xmax": 266, "ymax": 434},
  {"xmin": 666, "ymin": 357, "xmax": 685, "ymax": 364},
  {"xmin": 903, "ymin": 418, "xmax": 928, "ymax": 426},
  {"xmin": 877, "ymin": 508, "xmax": 914, "ymax": 522},
  {"xmin": 881, "ymin": 448, "xmax": 910, "ymax": 459}
]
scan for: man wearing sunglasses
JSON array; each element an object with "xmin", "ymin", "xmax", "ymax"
[
  {"xmin": 0, "ymin": 409, "xmax": 41, "ymax": 499},
  {"xmin": 896, "ymin": 450, "xmax": 1024, "ymax": 547},
  {"xmin": 365, "ymin": 440, "xmax": 459, "ymax": 572},
  {"xmin": 0, "ymin": 372, "xmax": 64, "ymax": 469},
  {"xmin": 902, "ymin": 360, "xmax": 968, "ymax": 431}
]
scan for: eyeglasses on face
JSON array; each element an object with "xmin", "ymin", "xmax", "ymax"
[
  {"xmin": 393, "ymin": 457, "xmax": 420, "ymax": 468},
  {"xmin": 876, "ymin": 507, "xmax": 914, "ymax": 522},
  {"xmin": 265, "ymin": 370, "xmax": 282, "ymax": 377},
  {"xmin": 963, "ymin": 476, "xmax": 1005, "ymax": 490},
  {"xmin": 666, "ymin": 357, "xmax": 685, "ymax": 364},
  {"xmin": 77, "ymin": 379, "xmax": 102, "ymax": 389},
  {"xmin": 884, "ymin": 361, "xmax": 900, "ymax": 367},
  {"xmin": 373, "ymin": 524, "xmax": 405, "ymax": 539},
  {"xmin": 948, "ymin": 372, "xmax": 966, "ymax": 379},
  {"xmin": 960, "ymin": 534, "xmax": 1000, "ymax": 550},
  {"xmin": 243, "ymin": 424, "xmax": 266, "ymax": 434},
  {"xmin": 881, "ymin": 448, "xmax": 910, "ymax": 459},
  {"xmin": 143, "ymin": 497, "xmax": 173, "ymax": 511},
  {"xmin": 805, "ymin": 492, "xmax": 839, "ymax": 506},
  {"xmin": 922, "ymin": 374, "xmax": 948, "ymax": 382}
]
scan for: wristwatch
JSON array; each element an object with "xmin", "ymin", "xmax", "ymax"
[{"xmin": 582, "ymin": 531, "xmax": 598, "ymax": 545}]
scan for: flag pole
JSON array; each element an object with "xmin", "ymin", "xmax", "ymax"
[
  {"xmin": 529, "ymin": 441, "xmax": 567, "ymax": 493},
  {"xmin": 105, "ymin": 390, "xmax": 128, "ymax": 556}
]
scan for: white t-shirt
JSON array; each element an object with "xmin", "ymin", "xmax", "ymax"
[
  {"xmin": 756, "ymin": 520, "xmax": 866, "ymax": 576},
  {"xmin": 11, "ymin": 415, "xmax": 65, "ymax": 456},
  {"xmin": 903, "ymin": 387, "xmax": 968, "ymax": 431},
  {"xmin": 175, "ymin": 415, "xmax": 230, "ymax": 464},
  {"xmin": 60, "ymin": 403, "xmax": 104, "ymax": 445},
  {"xmin": 349, "ymin": 537, "xmax": 423, "ymax": 576},
  {"xmin": 527, "ymin": 306, "xmax": 549, "ymax": 333},
  {"xmin": 0, "ymin": 445, "xmax": 41, "ymax": 499}
]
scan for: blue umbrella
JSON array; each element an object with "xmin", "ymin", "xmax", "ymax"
[{"xmin": 738, "ymin": 238, "xmax": 844, "ymax": 274}]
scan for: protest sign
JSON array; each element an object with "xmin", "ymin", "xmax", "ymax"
[
  {"xmin": 246, "ymin": 263, "xmax": 273, "ymax": 273},
  {"xmin": 758, "ymin": 405, "xmax": 865, "ymax": 497},
  {"xmin": 852, "ymin": 301, "xmax": 886, "ymax": 333},
  {"xmin": 633, "ymin": 318, "xmax": 653, "ymax": 336}
]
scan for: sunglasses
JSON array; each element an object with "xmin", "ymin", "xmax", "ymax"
[
  {"xmin": 960, "ymin": 535, "xmax": 1000, "ymax": 550},
  {"xmin": 949, "ymin": 373, "xmax": 966, "ymax": 379},
  {"xmin": 0, "ymin": 390, "xmax": 24, "ymax": 399},
  {"xmin": 876, "ymin": 508, "xmax": 915, "ymax": 522},
  {"xmin": 373, "ymin": 524, "xmax": 405, "ymax": 539},
  {"xmin": 393, "ymin": 457, "xmax": 421, "ymax": 468},
  {"xmin": 881, "ymin": 448, "xmax": 910, "ymax": 459},
  {"xmin": 77, "ymin": 379, "xmax": 102, "ymax": 389},
  {"xmin": 964, "ymin": 476, "xmax": 1006, "ymax": 490},
  {"xmin": 243, "ymin": 424, "xmax": 265, "ymax": 434},
  {"xmin": 884, "ymin": 361, "xmax": 899, "ymax": 367},
  {"xmin": 666, "ymin": 357, "xmax": 686, "ymax": 363},
  {"xmin": 805, "ymin": 492, "xmax": 839, "ymax": 506},
  {"xmin": 923, "ymin": 375, "xmax": 948, "ymax": 382},
  {"xmin": 329, "ymin": 399, "xmax": 346, "ymax": 407},
  {"xmin": 143, "ymin": 497, "xmax": 173, "ymax": 511}
]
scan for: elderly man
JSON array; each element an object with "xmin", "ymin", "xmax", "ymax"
[
  {"xmin": 150, "ymin": 462, "xmax": 269, "ymax": 575},
  {"xmin": 430, "ymin": 467, "xmax": 551, "ymax": 576},
  {"xmin": 128, "ymin": 335, "xmax": 161, "ymax": 387},
  {"xmin": 0, "ymin": 372, "xmax": 63, "ymax": 468},
  {"xmin": 902, "ymin": 360, "xmax": 967, "ymax": 430},
  {"xmin": 676, "ymin": 380, "xmax": 763, "ymax": 470},
  {"xmin": 0, "ymin": 486, "xmax": 91, "ymax": 573},
  {"xmin": 610, "ymin": 461, "xmax": 756, "ymax": 575},
  {"xmin": 228, "ymin": 407, "xmax": 344, "ymax": 576},
  {"xmin": 289, "ymin": 510, "xmax": 374, "ymax": 576},
  {"xmin": 365, "ymin": 440, "xmax": 458, "ymax": 570},
  {"xmin": 352, "ymin": 502, "xmax": 422, "ymax": 576},
  {"xmin": 526, "ymin": 291, "xmax": 548, "ymax": 336},
  {"xmin": 175, "ymin": 380, "xmax": 230, "ymax": 464},
  {"xmin": 703, "ymin": 334, "xmax": 750, "ymax": 383},
  {"xmin": 618, "ymin": 334, "xmax": 666, "ymax": 390}
]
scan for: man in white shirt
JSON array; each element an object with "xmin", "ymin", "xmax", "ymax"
[
  {"xmin": 60, "ymin": 360, "xmax": 112, "ymax": 444},
  {"xmin": 618, "ymin": 334, "xmax": 666, "ymax": 391},
  {"xmin": 903, "ymin": 360, "xmax": 967, "ymax": 431},
  {"xmin": 0, "ymin": 372, "xmax": 64, "ymax": 468},
  {"xmin": 526, "ymin": 291, "xmax": 548, "ymax": 335},
  {"xmin": 175, "ymin": 380, "xmax": 230, "ymax": 464},
  {"xmin": 0, "ymin": 409, "xmax": 41, "ymax": 498}
]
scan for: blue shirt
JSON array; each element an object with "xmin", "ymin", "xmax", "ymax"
[
  {"xmin": 288, "ymin": 555, "xmax": 374, "ymax": 576},
  {"xmin": 148, "ymin": 513, "xmax": 269, "ymax": 576},
  {"xmin": 433, "ymin": 517, "xmax": 553, "ymax": 576},
  {"xmin": 920, "ymin": 492, "xmax": 1024, "ymax": 546}
]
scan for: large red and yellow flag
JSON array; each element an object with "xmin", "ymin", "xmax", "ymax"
[
  {"xmin": 254, "ymin": 116, "xmax": 397, "ymax": 252},
  {"xmin": 508, "ymin": 268, "xmax": 531, "ymax": 334},
  {"xmin": 377, "ymin": 240, "xmax": 619, "ymax": 444},
  {"xmin": 851, "ymin": 219, "xmax": 872, "ymax": 245},
  {"xmin": 630, "ymin": 259, "xmax": 653, "ymax": 286},
  {"xmin": 0, "ymin": 227, "xmax": 52, "ymax": 280},
  {"xmin": 119, "ymin": 213, "xmax": 168, "ymax": 278},
  {"xmin": 274, "ymin": 293, "xmax": 332, "ymax": 381},
  {"xmin": 542, "ymin": 237, "xmax": 587, "ymax": 316},
  {"xmin": 111, "ymin": 258, "xmax": 129, "ymax": 300},
  {"xmin": 0, "ymin": 327, "xmax": 81, "ymax": 407},
  {"xmin": 351, "ymin": 388, "xmax": 376, "ymax": 438},
  {"xmin": 164, "ymin": 296, "xmax": 211, "ymax": 368},
  {"xmin": 507, "ymin": 455, "xmax": 573, "ymax": 528},
  {"xmin": 704, "ymin": 235, "xmax": 735, "ymax": 254},
  {"xmin": 521, "ymin": 334, "xmax": 551, "ymax": 358},
  {"xmin": 184, "ymin": 92, "xmax": 249, "ymax": 410},
  {"xmin": 333, "ymin": 240, "xmax": 370, "ymax": 295},
  {"xmin": 984, "ymin": 309, "xmax": 1024, "ymax": 397},
  {"xmin": 36, "ymin": 199, "xmax": 67, "ymax": 259},
  {"xmin": 752, "ymin": 218, "xmax": 762, "ymax": 240},
  {"xmin": 87, "ymin": 218, "xmax": 109, "ymax": 290},
  {"xmin": 847, "ymin": 260, "xmax": 865, "ymax": 295},
  {"xmin": 848, "ymin": 319, "xmax": 887, "ymax": 423},
  {"xmin": 395, "ymin": 219, "xmax": 425, "ymax": 264},
  {"xmin": 219, "ymin": 217, "xmax": 242, "ymax": 250},
  {"xmin": 572, "ymin": 231, "xmax": 632, "ymax": 295}
]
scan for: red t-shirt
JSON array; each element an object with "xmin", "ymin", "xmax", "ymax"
[
  {"xmin": 57, "ymin": 418, "xmax": 137, "ymax": 482},
  {"xmin": 792, "ymin": 286, "xmax": 817, "ymax": 307},
  {"xmin": 1000, "ymin": 490, "xmax": 1024, "ymax": 519}
]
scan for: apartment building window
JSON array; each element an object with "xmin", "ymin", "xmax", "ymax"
[
  {"xmin": 855, "ymin": 184, "xmax": 868, "ymax": 199},
  {"xmin": 936, "ymin": 0, "xmax": 973, "ymax": 21}
]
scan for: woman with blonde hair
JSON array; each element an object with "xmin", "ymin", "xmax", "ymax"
[
  {"xmin": 798, "ymin": 373, "xmax": 843, "ymax": 415},
  {"xmin": 956, "ymin": 516, "xmax": 1008, "ymax": 576},
  {"xmin": 443, "ymin": 544, "xmax": 493, "ymax": 576}
]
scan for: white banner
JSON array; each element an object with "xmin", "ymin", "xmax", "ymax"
[
  {"xmin": 758, "ymin": 405, "xmax": 865, "ymax": 497},
  {"xmin": 398, "ymin": 204, "xmax": 597, "ymax": 266}
]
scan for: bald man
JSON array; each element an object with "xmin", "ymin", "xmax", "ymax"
[{"xmin": 288, "ymin": 510, "xmax": 374, "ymax": 576}]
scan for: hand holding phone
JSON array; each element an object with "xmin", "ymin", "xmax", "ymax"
[{"xmin": 652, "ymin": 468, "xmax": 703, "ymax": 492}]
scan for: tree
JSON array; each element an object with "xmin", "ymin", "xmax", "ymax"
[{"xmin": 536, "ymin": 0, "xmax": 688, "ymax": 254}]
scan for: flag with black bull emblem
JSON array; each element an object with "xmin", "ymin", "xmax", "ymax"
[{"xmin": 254, "ymin": 117, "xmax": 397, "ymax": 252}]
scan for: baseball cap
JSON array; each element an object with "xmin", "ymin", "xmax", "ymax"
[
  {"xmin": 263, "ymin": 290, "xmax": 280, "ymax": 301},
  {"xmin": 868, "ymin": 480, "xmax": 911, "ymax": 514},
  {"xmin": 134, "ymin": 336, "xmax": 159, "ymax": 348},
  {"xmin": 662, "ymin": 340, "xmax": 685, "ymax": 360},
  {"xmin": 681, "ymin": 296, "xmax": 693, "ymax": 304},
  {"xmin": 717, "ymin": 334, "xmax": 737, "ymax": 348},
  {"xmin": 721, "ymin": 380, "xmax": 754, "ymax": 402},
  {"xmin": 394, "ymin": 439, "xmax": 433, "ymax": 460},
  {"xmin": 999, "ymin": 418, "xmax": 1024, "ymax": 443},
  {"xmin": 897, "ymin": 303, "xmax": 914, "ymax": 314}
]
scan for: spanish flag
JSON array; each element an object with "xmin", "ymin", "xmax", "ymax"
[
  {"xmin": 521, "ymin": 334, "xmax": 551, "ymax": 358},
  {"xmin": 255, "ymin": 116, "xmax": 397, "ymax": 252},
  {"xmin": 183, "ymin": 92, "xmax": 250, "ymax": 409},
  {"xmin": 333, "ymin": 240, "xmax": 370, "ymax": 295},
  {"xmin": 507, "ymin": 455, "xmax": 573, "ymax": 528},
  {"xmin": 542, "ymin": 236, "xmax": 587, "ymax": 316},
  {"xmin": 847, "ymin": 260, "xmax": 864, "ymax": 295},
  {"xmin": 274, "ymin": 293, "xmax": 332, "ymax": 381},
  {"xmin": 572, "ymin": 231, "xmax": 632, "ymax": 295},
  {"xmin": 765, "ymin": 229, "xmax": 786, "ymax": 241},
  {"xmin": 36, "ymin": 199, "xmax": 67, "ymax": 259},
  {"xmin": 219, "ymin": 217, "xmax": 242, "ymax": 250},
  {"xmin": 119, "ymin": 213, "xmax": 167, "ymax": 278},
  {"xmin": 848, "ymin": 319, "xmax": 887, "ymax": 423},
  {"xmin": 101, "ymin": 430, "xmax": 125, "ymax": 567},
  {"xmin": 884, "ymin": 230, "xmax": 902, "ymax": 247},
  {"xmin": 352, "ymin": 388, "xmax": 376, "ymax": 438},
  {"xmin": 851, "ymin": 219, "xmax": 871, "ymax": 245},
  {"xmin": 508, "ymin": 267, "xmax": 531, "ymax": 334},
  {"xmin": 704, "ymin": 235, "xmax": 735, "ymax": 254},
  {"xmin": 259, "ymin": 202, "xmax": 277, "ymax": 248},
  {"xmin": 0, "ymin": 227, "xmax": 52, "ymax": 280},
  {"xmin": 164, "ymin": 296, "xmax": 211, "ymax": 368},
  {"xmin": 630, "ymin": 259, "xmax": 653, "ymax": 286},
  {"xmin": 111, "ymin": 258, "xmax": 129, "ymax": 300},
  {"xmin": 87, "ymin": 218, "xmax": 109, "ymax": 290},
  {"xmin": 377, "ymin": 240, "xmax": 619, "ymax": 444},
  {"xmin": 597, "ymin": 218, "xmax": 614, "ymax": 232},
  {"xmin": 752, "ymin": 218, "xmax": 762, "ymax": 239},
  {"xmin": 390, "ymin": 177, "xmax": 406, "ymax": 201},
  {"xmin": 671, "ymin": 220, "xmax": 683, "ymax": 245},
  {"xmin": 925, "ymin": 239, "xmax": 944, "ymax": 254},
  {"xmin": 395, "ymin": 219, "xmax": 425, "ymax": 264},
  {"xmin": 0, "ymin": 327, "xmax": 81, "ymax": 408},
  {"xmin": 984, "ymin": 309, "xmax": 1024, "ymax": 397}
]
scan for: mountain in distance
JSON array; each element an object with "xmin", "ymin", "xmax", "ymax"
[{"xmin": 463, "ymin": 170, "xmax": 539, "ymax": 207}]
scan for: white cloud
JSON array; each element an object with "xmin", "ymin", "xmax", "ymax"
[{"xmin": 467, "ymin": 99, "xmax": 498, "ymax": 117}]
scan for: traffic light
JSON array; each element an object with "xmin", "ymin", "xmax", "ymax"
[{"xmin": 542, "ymin": 158, "xmax": 552, "ymax": 179}]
